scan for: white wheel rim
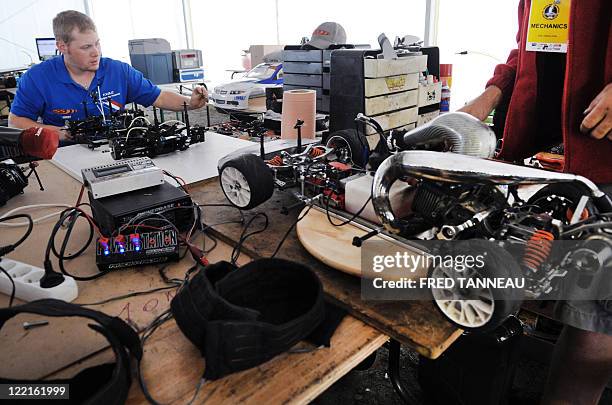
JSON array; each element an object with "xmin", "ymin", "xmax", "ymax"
[
  {"xmin": 221, "ymin": 166, "xmax": 251, "ymax": 208},
  {"xmin": 430, "ymin": 265, "xmax": 495, "ymax": 328}
]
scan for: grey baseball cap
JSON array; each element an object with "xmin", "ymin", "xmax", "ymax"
[{"xmin": 305, "ymin": 22, "xmax": 347, "ymax": 49}]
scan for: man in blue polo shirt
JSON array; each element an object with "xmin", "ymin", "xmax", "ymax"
[{"xmin": 8, "ymin": 10, "xmax": 207, "ymax": 141}]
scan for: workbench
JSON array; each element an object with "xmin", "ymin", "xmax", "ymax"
[
  {"xmin": 189, "ymin": 180, "xmax": 462, "ymax": 359},
  {"xmin": 0, "ymin": 148, "xmax": 460, "ymax": 403}
]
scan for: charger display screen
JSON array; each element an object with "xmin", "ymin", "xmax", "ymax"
[{"xmin": 93, "ymin": 164, "xmax": 131, "ymax": 178}]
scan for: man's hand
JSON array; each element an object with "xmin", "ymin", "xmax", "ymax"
[
  {"xmin": 458, "ymin": 86, "xmax": 503, "ymax": 121},
  {"xmin": 189, "ymin": 86, "xmax": 208, "ymax": 110},
  {"xmin": 581, "ymin": 83, "xmax": 612, "ymax": 141},
  {"xmin": 57, "ymin": 127, "xmax": 73, "ymax": 142},
  {"xmin": 154, "ymin": 87, "xmax": 208, "ymax": 112}
]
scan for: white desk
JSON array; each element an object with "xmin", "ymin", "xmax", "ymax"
[{"xmin": 51, "ymin": 131, "xmax": 253, "ymax": 185}]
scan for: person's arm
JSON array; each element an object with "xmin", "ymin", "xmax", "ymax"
[
  {"xmin": 8, "ymin": 70, "xmax": 72, "ymax": 141},
  {"xmin": 8, "ymin": 113, "xmax": 71, "ymax": 141},
  {"xmin": 8, "ymin": 113, "xmax": 53, "ymax": 130},
  {"xmin": 458, "ymin": 85, "xmax": 503, "ymax": 121},
  {"xmin": 459, "ymin": 0, "xmax": 525, "ymax": 120},
  {"xmin": 152, "ymin": 86, "xmax": 208, "ymax": 111}
]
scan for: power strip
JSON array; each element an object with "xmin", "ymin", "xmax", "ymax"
[{"xmin": 0, "ymin": 258, "xmax": 78, "ymax": 302}]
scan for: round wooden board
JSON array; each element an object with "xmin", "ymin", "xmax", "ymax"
[{"xmin": 296, "ymin": 207, "xmax": 381, "ymax": 277}]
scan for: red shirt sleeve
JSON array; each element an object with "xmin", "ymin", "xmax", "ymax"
[{"xmin": 485, "ymin": 0, "xmax": 526, "ymax": 97}]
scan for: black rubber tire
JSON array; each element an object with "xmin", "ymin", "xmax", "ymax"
[
  {"xmin": 325, "ymin": 129, "xmax": 369, "ymax": 168},
  {"xmin": 527, "ymin": 183, "xmax": 596, "ymax": 224},
  {"xmin": 219, "ymin": 154, "xmax": 274, "ymax": 210},
  {"xmin": 430, "ymin": 239, "xmax": 524, "ymax": 333}
]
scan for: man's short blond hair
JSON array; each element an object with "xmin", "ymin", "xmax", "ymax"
[{"xmin": 53, "ymin": 10, "xmax": 96, "ymax": 43}]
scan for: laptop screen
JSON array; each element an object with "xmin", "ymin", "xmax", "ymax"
[{"xmin": 36, "ymin": 38, "xmax": 58, "ymax": 61}]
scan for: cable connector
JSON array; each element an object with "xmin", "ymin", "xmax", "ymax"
[
  {"xmin": 114, "ymin": 235, "xmax": 126, "ymax": 254},
  {"xmin": 40, "ymin": 260, "xmax": 66, "ymax": 288},
  {"xmin": 187, "ymin": 244, "xmax": 209, "ymax": 266},
  {"xmin": 0, "ymin": 245, "xmax": 14, "ymax": 257},
  {"xmin": 130, "ymin": 233, "xmax": 141, "ymax": 252},
  {"xmin": 99, "ymin": 237, "xmax": 110, "ymax": 256}
]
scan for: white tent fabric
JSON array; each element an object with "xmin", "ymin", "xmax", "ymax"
[
  {"xmin": 0, "ymin": 0, "xmax": 518, "ymax": 111},
  {"xmin": 0, "ymin": 0, "xmax": 84, "ymax": 69}
]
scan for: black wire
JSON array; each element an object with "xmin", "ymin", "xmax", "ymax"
[
  {"xmin": 50, "ymin": 209, "xmax": 94, "ymax": 260},
  {"xmin": 137, "ymin": 309, "xmax": 174, "ymax": 405},
  {"xmin": 46, "ymin": 203, "xmax": 205, "ymax": 282},
  {"xmin": 231, "ymin": 212, "xmax": 269, "ymax": 266},
  {"xmin": 0, "ymin": 216, "xmax": 30, "ymax": 305},
  {"xmin": 0, "ymin": 264, "xmax": 15, "ymax": 308},
  {"xmin": 202, "ymin": 232, "xmax": 218, "ymax": 256},
  {"xmin": 564, "ymin": 222, "xmax": 612, "ymax": 236},
  {"xmin": 108, "ymin": 265, "xmax": 197, "ymax": 402},
  {"xmin": 46, "ymin": 208, "xmax": 102, "ymax": 281},
  {"xmin": 325, "ymin": 192, "xmax": 372, "ymax": 227},
  {"xmin": 76, "ymin": 285, "xmax": 178, "ymax": 306},
  {"xmin": 194, "ymin": 223, "xmax": 221, "ymax": 257},
  {"xmin": 173, "ymin": 206, "xmax": 203, "ymax": 261},
  {"xmin": 197, "ymin": 203, "xmax": 246, "ymax": 259},
  {"xmin": 270, "ymin": 204, "xmax": 313, "ymax": 258},
  {"xmin": 137, "ymin": 263, "xmax": 203, "ymax": 405},
  {"xmin": 77, "ymin": 264, "xmax": 199, "ymax": 308},
  {"xmin": 0, "ymin": 214, "xmax": 34, "ymax": 254},
  {"xmin": 163, "ymin": 171, "xmax": 188, "ymax": 193}
]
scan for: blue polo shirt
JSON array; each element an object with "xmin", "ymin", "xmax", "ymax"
[{"xmin": 11, "ymin": 56, "xmax": 161, "ymax": 127}]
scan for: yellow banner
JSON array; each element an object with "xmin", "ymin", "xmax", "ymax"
[{"xmin": 526, "ymin": 0, "xmax": 571, "ymax": 53}]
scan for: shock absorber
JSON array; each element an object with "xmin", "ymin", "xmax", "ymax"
[
  {"xmin": 268, "ymin": 155, "xmax": 283, "ymax": 166},
  {"xmin": 522, "ymin": 229, "xmax": 555, "ymax": 272}
]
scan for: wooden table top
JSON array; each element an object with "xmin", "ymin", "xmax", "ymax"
[
  {"xmin": 190, "ymin": 178, "xmax": 462, "ymax": 359},
  {"xmin": 0, "ymin": 160, "xmax": 387, "ymax": 404}
]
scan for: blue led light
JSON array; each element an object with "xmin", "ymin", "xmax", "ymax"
[
  {"xmin": 135, "ymin": 246, "xmax": 141, "ymax": 251},
  {"xmin": 104, "ymin": 249, "xmax": 110, "ymax": 256}
]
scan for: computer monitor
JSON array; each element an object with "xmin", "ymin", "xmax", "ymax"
[{"xmin": 36, "ymin": 38, "xmax": 58, "ymax": 61}]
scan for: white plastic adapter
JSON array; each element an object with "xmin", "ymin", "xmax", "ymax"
[{"xmin": 0, "ymin": 259, "xmax": 78, "ymax": 302}]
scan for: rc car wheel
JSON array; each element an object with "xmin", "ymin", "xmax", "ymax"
[
  {"xmin": 325, "ymin": 129, "xmax": 369, "ymax": 168},
  {"xmin": 527, "ymin": 183, "xmax": 596, "ymax": 224},
  {"xmin": 219, "ymin": 154, "xmax": 274, "ymax": 210},
  {"xmin": 430, "ymin": 239, "xmax": 523, "ymax": 333}
]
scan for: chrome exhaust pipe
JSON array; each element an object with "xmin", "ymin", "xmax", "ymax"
[
  {"xmin": 372, "ymin": 150, "xmax": 604, "ymax": 234},
  {"xmin": 401, "ymin": 112, "xmax": 497, "ymax": 158}
]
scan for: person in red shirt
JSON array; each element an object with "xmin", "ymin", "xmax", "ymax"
[
  {"xmin": 459, "ymin": 1, "xmax": 611, "ymax": 403},
  {"xmin": 461, "ymin": 1, "xmax": 611, "ymax": 182}
]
